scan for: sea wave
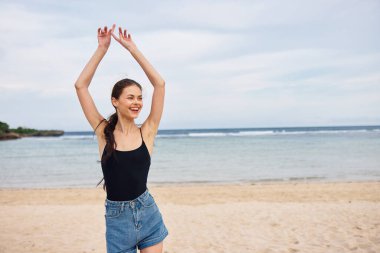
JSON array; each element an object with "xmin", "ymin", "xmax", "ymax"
[
  {"xmin": 61, "ymin": 127, "xmax": 380, "ymax": 139},
  {"xmin": 59, "ymin": 135, "xmax": 95, "ymax": 140},
  {"xmin": 157, "ymin": 129, "xmax": 380, "ymax": 138}
]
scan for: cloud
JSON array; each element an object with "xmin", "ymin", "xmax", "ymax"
[{"xmin": 0, "ymin": 0, "xmax": 379, "ymax": 130}]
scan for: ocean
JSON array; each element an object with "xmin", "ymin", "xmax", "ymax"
[{"xmin": 0, "ymin": 125, "xmax": 379, "ymax": 188}]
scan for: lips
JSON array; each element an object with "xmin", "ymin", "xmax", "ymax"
[{"xmin": 129, "ymin": 107, "xmax": 140, "ymax": 112}]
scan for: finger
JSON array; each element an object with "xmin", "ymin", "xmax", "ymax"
[
  {"xmin": 98, "ymin": 28, "xmax": 101, "ymax": 34},
  {"xmin": 124, "ymin": 29, "xmax": 127, "ymax": 38},
  {"xmin": 111, "ymin": 24, "xmax": 116, "ymax": 32},
  {"xmin": 128, "ymin": 33, "xmax": 132, "ymax": 39},
  {"xmin": 108, "ymin": 24, "xmax": 115, "ymax": 35},
  {"xmin": 111, "ymin": 31, "xmax": 116, "ymax": 39},
  {"xmin": 104, "ymin": 26, "xmax": 108, "ymax": 33},
  {"xmin": 118, "ymin": 28, "xmax": 123, "ymax": 40},
  {"xmin": 111, "ymin": 31, "xmax": 119, "ymax": 41}
]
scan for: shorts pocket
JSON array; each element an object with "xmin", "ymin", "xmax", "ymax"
[
  {"xmin": 141, "ymin": 193, "xmax": 156, "ymax": 208},
  {"xmin": 105, "ymin": 204, "xmax": 122, "ymax": 219}
]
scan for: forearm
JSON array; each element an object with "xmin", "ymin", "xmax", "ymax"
[
  {"xmin": 129, "ymin": 48, "xmax": 165, "ymax": 87},
  {"xmin": 74, "ymin": 46, "xmax": 108, "ymax": 89}
]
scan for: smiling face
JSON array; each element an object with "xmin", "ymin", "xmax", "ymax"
[{"xmin": 112, "ymin": 85, "xmax": 143, "ymax": 119}]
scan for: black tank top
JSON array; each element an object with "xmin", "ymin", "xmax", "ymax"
[{"xmin": 101, "ymin": 127, "xmax": 151, "ymax": 201}]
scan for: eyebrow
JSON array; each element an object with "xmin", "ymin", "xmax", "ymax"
[{"xmin": 126, "ymin": 94, "xmax": 142, "ymax": 97}]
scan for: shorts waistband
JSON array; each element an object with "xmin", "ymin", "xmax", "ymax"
[{"xmin": 105, "ymin": 188, "xmax": 150, "ymax": 206}]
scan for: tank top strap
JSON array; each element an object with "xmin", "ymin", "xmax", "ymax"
[{"xmin": 139, "ymin": 127, "xmax": 144, "ymax": 142}]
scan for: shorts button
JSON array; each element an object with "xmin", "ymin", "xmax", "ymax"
[{"xmin": 130, "ymin": 201, "xmax": 135, "ymax": 207}]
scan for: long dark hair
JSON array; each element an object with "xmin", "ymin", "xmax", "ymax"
[{"xmin": 95, "ymin": 78, "xmax": 143, "ymax": 191}]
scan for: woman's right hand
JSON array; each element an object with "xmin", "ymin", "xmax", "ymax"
[{"xmin": 97, "ymin": 24, "xmax": 116, "ymax": 50}]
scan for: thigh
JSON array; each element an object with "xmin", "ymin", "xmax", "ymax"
[{"xmin": 140, "ymin": 241, "xmax": 163, "ymax": 253}]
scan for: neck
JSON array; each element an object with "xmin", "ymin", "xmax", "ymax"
[{"xmin": 115, "ymin": 113, "xmax": 136, "ymax": 135}]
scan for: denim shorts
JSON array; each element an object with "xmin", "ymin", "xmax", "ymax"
[{"xmin": 104, "ymin": 188, "xmax": 169, "ymax": 253}]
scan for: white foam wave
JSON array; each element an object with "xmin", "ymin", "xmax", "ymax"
[
  {"xmin": 188, "ymin": 132, "xmax": 227, "ymax": 137},
  {"xmin": 157, "ymin": 129, "xmax": 380, "ymax": 138},
  {"xmin": 60, "ymin": 135, "xmax": 94, "ymax": 140},
  {"xmin": 228, "ymin": 131, "xmax": 274, "ymax": 136},
  {"xmin": 60, "ymin": 128, "xmax": 380, "ymax": 139},
  {"xmin": 156, "ymin": 134, "xmax": 189, "ymax": 138}
]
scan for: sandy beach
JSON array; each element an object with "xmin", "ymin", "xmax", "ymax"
[{"xmin": 0, "ymin": 181, "xmax": 379, "ymax": 253}]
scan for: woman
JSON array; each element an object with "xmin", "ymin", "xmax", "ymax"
[{"xmin": 75, "ymin": 24, "xmax": 168, "ymax": 253}]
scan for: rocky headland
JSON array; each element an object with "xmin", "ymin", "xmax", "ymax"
[{"xmin": 0, "ymin": 121, "xmax": 64, "ymax": 141}]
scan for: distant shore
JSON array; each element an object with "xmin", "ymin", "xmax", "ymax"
[
  {"xmin": 0, "ymin": 130, "xmax": 64, "ymax": 140},
  {"xmin": 0, "ymin": 121, "xmax": 64, "ymax": 140}
]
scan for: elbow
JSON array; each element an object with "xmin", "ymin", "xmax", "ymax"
[
  {"xmin": 156, "ymin": 80, "xmax": 165, "ymax": 88},
  {"xmin": 74, "ymin": 83, "xmax": 85, "ymax": 90}
]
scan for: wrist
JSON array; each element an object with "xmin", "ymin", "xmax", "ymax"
[
  {"xmin": 97, "ymin": 45, "xmax": 108, "ymax": 53},
  {"xmin": 127, "ymin": 46, "xmax": 139, "ymax": 54}
]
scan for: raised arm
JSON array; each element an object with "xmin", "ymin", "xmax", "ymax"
[
  {"xmin": 75, "ymin": 24, "xmax": 115, "ymax": 133},
  {"xmin": 111, "ymin": 27, "xmax": 165, "ymax": 133}
]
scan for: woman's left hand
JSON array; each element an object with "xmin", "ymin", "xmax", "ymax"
[{"xmin": 111, "ymin": 26, "xmax": 138, "ymax": 51}]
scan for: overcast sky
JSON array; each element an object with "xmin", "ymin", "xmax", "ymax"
[{"xmin": 0, "ymin": 0, "xmax": 379, "ymax": 131}]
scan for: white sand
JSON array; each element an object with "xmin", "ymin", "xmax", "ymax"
[{"xmin": 0, "ymin": 181, "xmax": 379, "ymax": 252}]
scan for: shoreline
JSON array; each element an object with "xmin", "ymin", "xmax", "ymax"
[
  {"xmin": 1, "ymin": 177, "xmax": 379, "ymax": 190},
  {"xmin": 1, "ymin": 180, "xmax": 379, "ymax": 205}
]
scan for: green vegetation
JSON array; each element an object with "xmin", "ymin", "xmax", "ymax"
[
  {"xmin": 0, "ymin": 121, "xmax": 9, "ymax": 134},
  {"xmin": 0, "ymin": 121, "xmax": 64, "ymax": 140},
  {"xmin": 10, "ymin": 127, "xmax": 39, "ymax": 134}
]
